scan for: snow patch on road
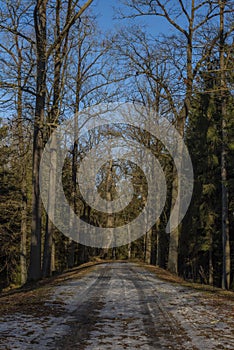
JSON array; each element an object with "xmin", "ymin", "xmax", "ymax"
[
  {"xmin": 84, "ymin": 271, "xmax": 153, "ymax": 350},
  {"xmin": 0, "ymin": 263, "xmax": 233, "ymax": 350},
  {"xmin": 0, "ymin": 313, "xmax": 69, "ymax": 350},
  {"xmin": 136, "ymin": 268, "xmax": 234, "ymax": 350}
]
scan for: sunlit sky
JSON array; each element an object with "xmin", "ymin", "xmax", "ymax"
[{"xmin": 94, "ymin": 0, "xmax": 173, "ymax": 36}]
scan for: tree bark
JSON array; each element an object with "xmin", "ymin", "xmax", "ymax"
[
  {"xmin": 219, "ymin": 0, "xmax": 230, "ymax": 290},
  {"xmin": 28, "ymin": 0, "xmax": 48, "ymax": 281},
  {"xmin": 42, "ymin": 0, "xmax": 62, "ymax": 278},
  {"xmin": 16, "ymin": 39, "xmax": 28, "ymax": 285},
  {"xmin": 144, "ymin": 228, "xmax": 152, "ymax": 264},
  {"xmin": 168, "ymin": 1, "xmax": 194, "ymax": 274},
  {"xmin": 209, "ymin": 230, "xmax": 214, "ymax": 286},
  {"xmin": 18, "ymin": 83, "xmax": 28, "ymax": 285}
]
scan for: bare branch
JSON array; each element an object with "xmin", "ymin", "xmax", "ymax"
[
  {"xmin": 0, "ymin": 24, "xmax": 35, "ymax": 45},
  {"xmin": 154, "ymin": 0, "xmax": 188, "ymax": 38},
  {"xmin": 0, "ymin": 80, "xmax": 37, "ymax": 96},
  {"xmin": 46, "ymin": 0, "xmax": 94, "ymax": 58},
  {"xmin": 178, "ymin": 0, "xmax": 190, "ymax": 22}
]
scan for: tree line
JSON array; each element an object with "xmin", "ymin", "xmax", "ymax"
[{"xmin": 0, "ymin": 0, "xmax": 233, "ymax": 290}]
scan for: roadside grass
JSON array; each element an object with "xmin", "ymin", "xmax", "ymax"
[
  {"xmin": 137, "ymin": 262, "xmax": 234, "ymax": 302},
  {"xmin": 0, "ymin": 260, "xmax": 109, "ymax": 316}
]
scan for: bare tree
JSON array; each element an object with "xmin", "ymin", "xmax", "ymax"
[
  {"xmin": 42, "ymin": 0, "xmax": 74, "ymax": 277},
  {"xmin": 0, "ymin": 1, "xmax": 35, "ymax": 284},
  {"xmin": 29, "ymin": 0, "xmax": 94, "ymax": 281},
  {"xmin": 121, "ymin": 0, "xmax": 228, "ymax": 274}
]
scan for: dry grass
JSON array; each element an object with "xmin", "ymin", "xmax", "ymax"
[
  {"xmin": 138, "ymin": 262, "xmax": 234, "ymax": 301},
  {"xmin": 0, "ymin": 260, "xmax": 108, "ymax": 316}
]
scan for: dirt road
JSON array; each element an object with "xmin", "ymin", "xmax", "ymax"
[{"xmin": 0, "ymin": 262, "xmax": 233, "ymax": 349}]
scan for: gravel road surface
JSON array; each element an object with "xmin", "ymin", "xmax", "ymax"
[{"xmin": 0, "ymin": 262, "xmax": 233, "ymax": 349}]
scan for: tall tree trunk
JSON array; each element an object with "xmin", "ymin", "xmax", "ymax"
[
  {"xmin": 16, "ymin": 42, "xmax": 28, "ymax": 285},
  {"xmin": 105, "ymin": 159, "xmax": 114, "ymax": 259},
  {"xmin": 144, "ymin": 229, "xmax": 152, "ymax": 264},
  {"xmin": 67, "ymin": 238, "xmax": 75, "ymax": 268},
  {"xmin": 42, "ymin": 0, "xmax": 61, "ymax": 278},
  {"xmin": 156, "ymin": 220, "xmax": 164, "ymax": 267},
  {"xmin": 219, "ymin": 0, "xmax": 230, "ymax": 290},
  {"xmin": 20, "ymin": 177, "xmax": 28, "ymax": 284},
  {"xmin": 168, "ymin": 3, "xmax": 194, "ymax": 274},
  {"xmin": 209, "ymin": 230, "xmax": 214, "ymax": 286},
  {"xmin": 167, "ymin": 113, "xmax": 185, "ymax": 274},
  {"xmin": 128, "ymin": 242, "xmax": 132, "ymax": 260},
  {"xmin": 69, "ymin": 32, "xmax": 82, "ymax": 267},
  {"xmin": 18, "ymin": 82, "xmax": 28, "ymax": 285},
  {"xmin": 28, "ymin": 0, "xmax": 47, "ymax": 281},
  {"xmin": 167, "ymin": 173, "xmax": 180, "ymax": 274},
  {"xmin": 42, "ymin": 135, "xmax": 57, "ymax": 277}
]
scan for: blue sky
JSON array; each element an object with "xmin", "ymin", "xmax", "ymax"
[{"xmin": 94, "ymin": 0, "xmax": 173, "ymax": 37}]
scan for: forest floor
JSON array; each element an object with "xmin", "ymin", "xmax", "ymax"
[{"xmin": 0, "ymin": 261, "xmax": 233, "ymax": 349}]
